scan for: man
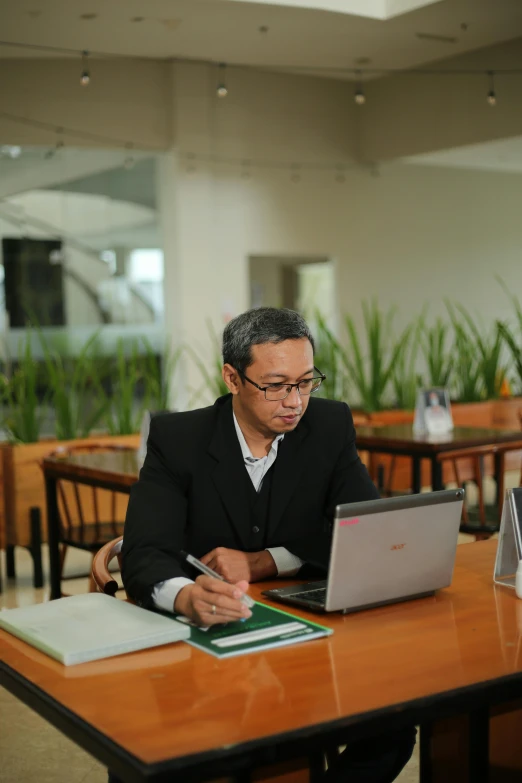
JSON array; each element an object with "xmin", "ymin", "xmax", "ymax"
[{"xmin": 122, "ymin": 307, "xmax": 416, "ymax": 782}]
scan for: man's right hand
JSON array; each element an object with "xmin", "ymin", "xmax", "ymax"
[{"xmin": 174, "ymin": 575, "xmax": 253, "ymax": 626}]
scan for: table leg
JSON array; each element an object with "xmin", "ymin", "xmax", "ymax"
[
  {"xmin": 45, "ymin": 476, "xmax": 62, "ymax": 600},
  {"xmin": 6, "ymin": 545, "xmax": 16, "ymax": 579},
  {"xmin": 431, "ymin": 457, "xmax": 444, "ymax": 492},
  {"xmin": 469, "ymin": 707, "xmax": 489, "ymax": 783},
  {"xmin": 494, "ymin": 452, "xmax": 507, "ymax": 518},
  {"xmin": 419, "ymin": 722, "xmax": 433, "ymax": 783},
  {"xmin": 412, "ymin": 457, "xmax": 421, "ymax": 495}
]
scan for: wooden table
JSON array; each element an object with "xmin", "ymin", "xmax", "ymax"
[
  {"xmin": 356, "ymin": 425, "xmax": 522, "ymax": 494},
  {"xmin": 42, "ymin": 451, "xmax": 140, "ymax": 601},
  {"xmin": 2, "ymin": 541, "xmax": 522, "ymax": 783}
]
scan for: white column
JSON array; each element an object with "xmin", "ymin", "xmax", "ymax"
[{"xmin": 157, "ymin": 63, "xmax": 249, "ymax": 410}]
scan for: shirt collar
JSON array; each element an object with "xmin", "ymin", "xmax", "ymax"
[{"xmin": 233, "ymin": 411, "xmax": 284, "ymax": 462}]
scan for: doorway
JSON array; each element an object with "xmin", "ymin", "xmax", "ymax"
[{"xmin": 248, "ymin": 255, "xmax": 334, "ymax": 330}]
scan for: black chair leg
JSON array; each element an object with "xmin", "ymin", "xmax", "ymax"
[{"xmin": 28, "ymin": 507, "xmax": 44, "ymax": 589}]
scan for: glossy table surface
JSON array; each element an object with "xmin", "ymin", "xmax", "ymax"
[
  {"xmin": 2, "ymin": 540, "xmax": 522, "ymax": 778},
  {"xmin": 42, "ymin": 450, "xmax": 140, "ymax": 488},
  {"xmin": 356, "ymin": 424, "xmax": 522, "ymax": 453}
]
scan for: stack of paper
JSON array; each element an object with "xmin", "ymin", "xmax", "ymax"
[{"xmin": 0, "ymin": 593, "xmax": 190, "ymax": 665}]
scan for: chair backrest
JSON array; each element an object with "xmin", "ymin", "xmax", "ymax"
[
  {"xmin": 91, "ymin": 535, "xmax": 123, "ymax": 596},
  {"xmin": 45, "ymin": 443, "xmax": 135, "ymax": 541}
]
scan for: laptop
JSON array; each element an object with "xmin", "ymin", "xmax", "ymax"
[{"xmin": 262, "ymin": 489, "xmax": 464, "ymax": 614}]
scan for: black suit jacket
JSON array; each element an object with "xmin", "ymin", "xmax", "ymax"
[{"xmin": 122, "ymin": 394, "xmax": 379, "ymax": 608}]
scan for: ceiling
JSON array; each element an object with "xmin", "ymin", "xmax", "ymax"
[
  {"xmin": 404, "ymin": 135, "xmax": 522, "ymax": 174},
  {"xmin": 224, "ymin": 0, "xmax": 443, "ymax": 21},
  {"xmin": 0, "ymin": 0, "xmax": 522, "ymax": 77}
]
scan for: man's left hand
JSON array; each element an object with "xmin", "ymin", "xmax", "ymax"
[{"xmin": 200, "ymin": 548, "xmax": 278, "ymax": 583}]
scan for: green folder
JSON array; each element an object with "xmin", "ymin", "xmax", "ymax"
[{"xmin": 175, "ymin": 601, "xmax": 333, "ymax": 658}]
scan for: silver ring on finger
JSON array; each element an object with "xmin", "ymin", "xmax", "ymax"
[{"xmin": 211, "ymin": 604, "xmax": 217, "ymax": 615}]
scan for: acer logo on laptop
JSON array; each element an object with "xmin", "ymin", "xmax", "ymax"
[
  {"xmin": 391, "ymin": 543, "xmax": 406, "ymax": 550},
  {"xmin": 339, "ymin": 517, "xmax": 360, "ymax": 526}
]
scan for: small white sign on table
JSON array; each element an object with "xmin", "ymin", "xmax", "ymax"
[
  {"xmin": 413, "ymin": 387, "xmax": 454, "ymax": 435},
  {"xmin": 494, "ymin": 488, "xmax": 522, "ymax": 589}
]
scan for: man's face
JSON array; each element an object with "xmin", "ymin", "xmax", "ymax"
[{"xmin": 224, "ymin": 337, "xmax": 315, "ymax": 437}]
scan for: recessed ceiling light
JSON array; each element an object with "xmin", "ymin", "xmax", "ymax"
[
  {"xmin": 80, "ymin": 12, "xmax": 98, "ymax": 21},
  {"xmin": 416, "ymin": 32, "xmax": 457, "ymax": 44}
]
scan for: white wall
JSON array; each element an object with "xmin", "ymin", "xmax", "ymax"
[
  {"xmin": 163, "ymin": 150, "xmax": 522, "ymax": 342},
  {"xmin": 159, "ymin": 63, "xmax": 360, "ymax": 403},
  {"xmin": 362, "ymin": 38, "xmax": 522, "ymax": 161},
  {"xmin": 155, "ymin": 61, "xmax": 522, "ymax": 407},
  {"xmin": 0, "ymin": 59, "xmax": 170, "ymax": 150}
]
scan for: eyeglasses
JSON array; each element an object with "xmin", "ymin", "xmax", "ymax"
[{"xmin": 239, "ymin": 367, "xmax": 326, "ymax": 401}]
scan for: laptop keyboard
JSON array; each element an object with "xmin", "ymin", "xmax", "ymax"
[{"xmin": 290, "ymin": 587, "xmax": 327, "ymax": 603}]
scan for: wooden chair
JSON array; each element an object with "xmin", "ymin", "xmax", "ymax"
[
  {"xmin": 437, "ymin": 444, "xmax": 502, "ymax": 540},
  {"xmin": 91, "ymin": 535, "xmax": 123, "ymax": 596},
  {"xmin": 43, "ymin": 443, "xmax": 134, "ymax": 593}
]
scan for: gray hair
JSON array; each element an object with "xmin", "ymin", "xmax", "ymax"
[{"xmin": 222, "ymin": 307, "xmax": 315, "ymax": 374}]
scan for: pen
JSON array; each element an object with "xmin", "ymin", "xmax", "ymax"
[{"xmin": 179, "ymin": 550, "xmax": 255, "ymax": 608}]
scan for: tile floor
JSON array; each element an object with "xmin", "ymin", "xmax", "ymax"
[{"xmin": 1, "ymin": 546, "xmax": 112, "ymax": 783}]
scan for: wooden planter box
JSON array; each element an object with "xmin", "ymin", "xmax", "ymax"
[{"xmin": 0, "ymin": 433, "xmax": 139, "ymax": 550}]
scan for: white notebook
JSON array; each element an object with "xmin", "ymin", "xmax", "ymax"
[{"xmin": 0, "ymin": 593, "xmax": 190, "ymax": 666}]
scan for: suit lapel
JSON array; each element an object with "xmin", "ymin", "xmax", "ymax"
[
  {"xmin": 207, "ymin": 397, "xmax": 252, "ymax": 549},
  {"xmin": 268, "ymin": 417, "xmax": 310, "ymax": 539}
]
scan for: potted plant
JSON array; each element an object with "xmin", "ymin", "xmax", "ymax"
[{"xmin": 0, "ymin": 332, "xmax": 179, "ymax": 582}]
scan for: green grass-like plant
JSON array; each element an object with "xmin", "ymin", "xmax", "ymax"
[
  {"xmin": 313, "ymin": 312, "xmax": 348, "ymax": 401},
  {"xmin": 0, "ymin": 334, "xmax": 45, "ymax": 443},
  {"xmin": 187, "ymin": 321, "xmax": 229, "ymax": 405},
  {"xmin": 141, "ymin": 337, "xmax": 183, "ymax": 412},
  {"xmin": 452, "ymin": 304, "xmax": 506, "ymax": 399},
  {"xmin": 420, "ymin": 318, "xmax": 453, "ymax": 388},
  {"xmin": 103, "ymin": 339, "xmax": 147, "ymax": 435},
  {"xmin": 342, "ymin": 300, "xmax": 409, "ymax": 412},
  {"xmin": 448, "ymin": 317, "xmax": 484, "ymax": 402},
  {"xmin": 447, "ymin": 303, "xmax": 506, "ymax": 400},
  {"xmin": 391, "ymin": 318, "xmax": 423, "ymax": 411},
  {"xmin": 496, "ymin": 278, "xmax": 522, "ymax": 394},
  {"xmin": 39, "ymin": 330, "xmax": 109, "ymax": 440}
]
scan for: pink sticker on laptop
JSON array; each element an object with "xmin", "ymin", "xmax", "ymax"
[{"xmin": 339, "ymin": 517, "xmax": 360, "ymax": 526}]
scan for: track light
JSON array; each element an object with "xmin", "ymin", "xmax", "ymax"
[
  {"xmin": 216, "ymin": 63, "xmax": 228, "ymax": 98},
  {"xmin": 80, "ymin": 50, "xmax": 90, "ymax": 86},
  {"xmin": 354, "ymin": 70, "xmax": 366, "ymax": 105},
  {"xmin": 487, "ymin": 70, "xmax": 496, "ymax": 106}
]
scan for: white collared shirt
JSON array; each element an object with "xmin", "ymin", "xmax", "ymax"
[
  {"xmin": 151, "ymin": 412, "xmax": 305, "ymax": 614},
  {"xmin": 232, "ymin": 411, "xmax": 284, "ymax": 491}
]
